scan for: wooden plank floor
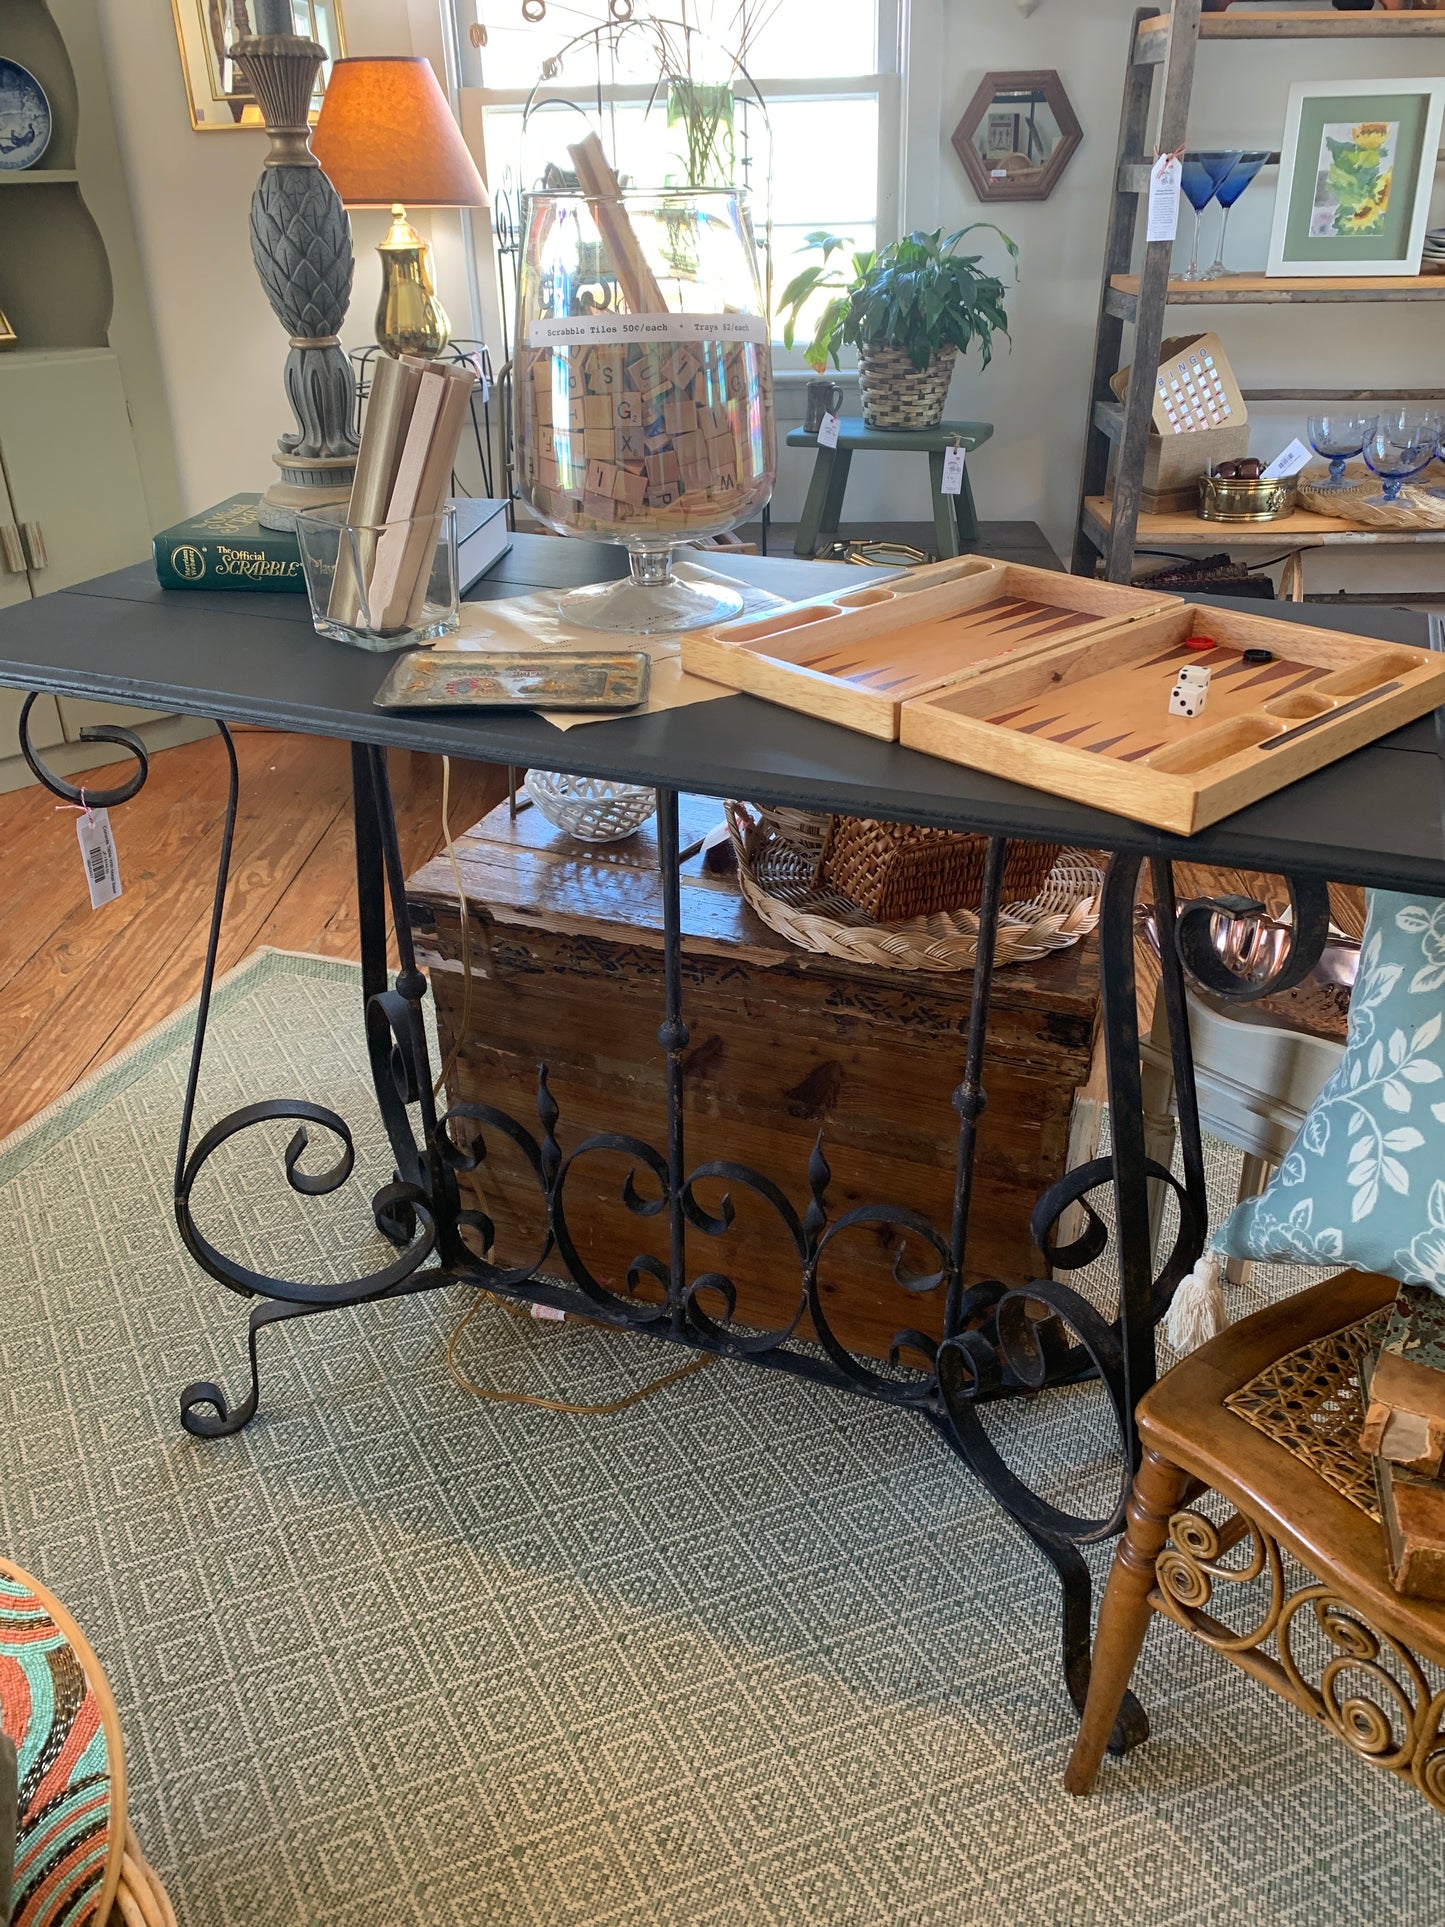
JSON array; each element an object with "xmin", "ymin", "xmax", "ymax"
[{"xmin": 0, "ymin": 731, "xmax": 509, "ymax": 1141}]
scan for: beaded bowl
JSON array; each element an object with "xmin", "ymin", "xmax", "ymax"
[{"xmin": 523, "ymin": 770, "xmax": 657, "ymax": 843}]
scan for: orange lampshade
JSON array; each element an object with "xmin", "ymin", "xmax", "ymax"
[{"xmin": 312, "ymin": 57, "xmax": 488, "ymax": 209}]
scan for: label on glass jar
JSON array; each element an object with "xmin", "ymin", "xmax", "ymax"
[{"xmin": 525, "ymin": 312, "xmax": 769, "ymax": 349}]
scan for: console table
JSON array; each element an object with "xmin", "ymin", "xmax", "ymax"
[{"xmin": 1, "ymin": 532, "xmax": 1441, "ymax": 1759}]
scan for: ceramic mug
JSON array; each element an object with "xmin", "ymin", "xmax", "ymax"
[{"xmin": 804, "ymin": 379, "xmax": 844, "ymax": 435}]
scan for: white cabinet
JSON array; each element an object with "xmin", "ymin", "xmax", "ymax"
[
  {"xmin": 0, "ymin": 351, "xmax": 152, "ymax": 593},
  {"xmin": 0, "ymin": 351, "xmax": 176, "ymax": 788}
]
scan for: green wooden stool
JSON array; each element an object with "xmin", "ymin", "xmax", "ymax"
[{"xmin": 785, "ymin": 417, "xmax": 993, "ymax": 560}]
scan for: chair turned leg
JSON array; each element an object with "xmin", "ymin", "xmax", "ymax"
[{"xmin": 1064, "ymin": 1446, "xmax": 1191, "ymax": 1795}]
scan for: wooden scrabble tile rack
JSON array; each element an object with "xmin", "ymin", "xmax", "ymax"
[
  {"xmin": 900, "ymin": 602, "xmax": 1445, "ymax": 834},
  {"xmin": 679, "ymin": 556, "xmax": 1179, "ymax": 739}
]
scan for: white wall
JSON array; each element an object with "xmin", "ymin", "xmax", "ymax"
[{"xmin": 94, "ymin": 0, "xmax": 425, "ymax": 514}]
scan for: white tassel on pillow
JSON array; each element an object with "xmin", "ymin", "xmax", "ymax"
[{"xmin": 1164, "ymin": 1247, "xmax": 1227, "ymax": 1356}]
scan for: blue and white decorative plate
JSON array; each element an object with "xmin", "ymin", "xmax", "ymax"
[{"xmin": 0, "ymin": 58, "xmax": 51, "ymax": 172}]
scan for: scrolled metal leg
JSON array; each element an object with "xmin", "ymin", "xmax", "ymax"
[
  {"xmin": 180, "ymin": 1296, "xmax": 339, "ymax": 1440},
  {"xmin": 17, "ymin": 692, "xmax": 150, "ymax": 806},
  {"xmin": 171, "ymin": 728, "xmax": 441, "ymax": 1436}
]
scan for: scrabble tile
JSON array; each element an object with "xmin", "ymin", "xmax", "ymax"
[{"xmin": 585, "ymin": 457, "xmax": 619, "ymax": 499}]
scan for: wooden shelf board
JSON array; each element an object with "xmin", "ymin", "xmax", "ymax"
[
  {"xmin": 1139, "ymin": 10, "xmax": 1445, "ymax": 40},
  {"xmin": 0, "ymin": 170, "xmax": 80, "ymax": 186},
  {"xmin": 1084, "ymin": 496, "xmax": 1445, "ymax": 549},
  {"xmin": 1110, "ymin": 271, "xmax": 1445, "ymax": 305}
]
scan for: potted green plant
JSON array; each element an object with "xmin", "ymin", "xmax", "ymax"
[{"xmin": 777, "ymin": 225, "xmax": 1018, "ymax": 431}]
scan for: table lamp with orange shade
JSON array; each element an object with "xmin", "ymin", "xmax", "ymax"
[{"xmin": 312, "ymin": 56, "xmax": 488, "ymax": 357}]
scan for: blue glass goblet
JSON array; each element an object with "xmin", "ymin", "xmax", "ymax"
[
  {"xmin": 1307, "ymin": 412, "xmax": 1377, "ymax": 493},
  {"xmin": 1362, "ymin": 412, "xmax": 1436, "ymax": 508},
  {"xmin": 1204, "ymin": 151, "xmax": 1269, "ymax": 280},
  {"xmin": 1179, "ymin": 150, "xmax": 1242, "ymax": 282}
]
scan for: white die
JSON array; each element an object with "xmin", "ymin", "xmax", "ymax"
[{"xmin": 1169, "ymin": 686, "xmax": 1201, "ymax": 718}]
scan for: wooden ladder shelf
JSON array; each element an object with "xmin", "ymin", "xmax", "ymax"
[{"xmin": 1071, "ymin": 2, "xmax": 1445, "ymax": 594}]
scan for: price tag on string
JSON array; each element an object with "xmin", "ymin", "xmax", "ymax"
[
  {"xmin": 1146, "ymin": 150, "xmax": 1183, "ymax": 244},
  {"xmin": 75, "ymin": 806, "xmax": 121, "ymax": 909},
  {"xmin": 817, "ymin": 411, "xmax": 841, "ymax": 449},
  {"xmin": 941, "ymin": 443, "xmax": 967, "ymax": 496},
  {"xmin": 1261, "ymin": 437, "xmax": 1313, "ymax": 481}
]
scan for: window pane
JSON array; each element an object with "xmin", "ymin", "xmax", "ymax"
[
  {"xmin": 766, "ymin": 98, "xmax": 877, "ymax": 228},
  {"xmin": 470, "ymin": 1, "xmax": 877, "ymax": 91},
  {"xmin": 740, "ymin": 1, "xmax": 876, "ymax": 79}
]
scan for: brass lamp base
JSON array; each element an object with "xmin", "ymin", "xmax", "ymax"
[{"xmin": 376, "ymin": 202, "xmax": 451, "ymax": 358}]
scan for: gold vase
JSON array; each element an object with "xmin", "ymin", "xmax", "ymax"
[{"xmin": 375, "ymin": 205, "xmax": 451, "ymax": 358}]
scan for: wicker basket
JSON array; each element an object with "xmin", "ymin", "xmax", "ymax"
[
  {"xmin": 818, "ymin": 814, "xmax": 1063, "ymax": 923},
  {"xmin": 856, "ymin": 342, "xmax": 956, "ymax": 430},
  {"xmin": 725, "ymin": 802, "xmax": 1101, "ymax": 974},
  {"xmin": 1297, "ymin": 461, "xmax": 1445, "ymax": 530}
]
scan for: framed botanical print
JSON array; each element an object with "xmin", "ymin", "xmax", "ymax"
[
  {"xmin": 170, "ymin": 0, "xmax": 345, "ymax": 132},
  {"xmin": 1267, "ymin": 77, "xmax": 1445, "ymax": 277}
]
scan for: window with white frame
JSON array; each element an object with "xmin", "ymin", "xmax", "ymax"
[{"xmin": 447, "ymin": 0, "xmax": 901, "ymax": 347}]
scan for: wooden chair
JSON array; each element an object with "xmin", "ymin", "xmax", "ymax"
[
  {"xmin": 1066, "ymin": 1270, "xmax": 1445, "ymax": 1813},
  {"xmin": 0, "ymin": 1558, "xmax": 176, "ymax": 1926}
]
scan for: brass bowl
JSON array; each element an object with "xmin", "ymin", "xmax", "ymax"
[{"xmin": 1197, "ymin": 473, "xmax": 1297, "ymax": 522}]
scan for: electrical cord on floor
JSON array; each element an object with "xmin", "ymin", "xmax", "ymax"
[{"xmin": 434, "ymin": 756, "xmax": 713, "ymax": 1416}]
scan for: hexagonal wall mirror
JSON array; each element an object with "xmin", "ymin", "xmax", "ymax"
[{"xmin": 952, "ymin": 70, "xmax": 1081, "ymax": 202}]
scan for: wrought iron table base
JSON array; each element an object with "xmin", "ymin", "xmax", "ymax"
[{"xmin": 15, "ymin": 696, "xmax": 1334, "ymax": 1751}]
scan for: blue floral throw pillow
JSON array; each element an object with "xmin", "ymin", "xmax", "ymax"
[{"xmin": 1217, "ymin": 889, "xmax": 1445, "ymax": 1291}]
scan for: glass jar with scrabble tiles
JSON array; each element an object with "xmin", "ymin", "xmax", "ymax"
[{"xmin": 514, "ymin": 185, "xmax": 776, "ymax": 633}]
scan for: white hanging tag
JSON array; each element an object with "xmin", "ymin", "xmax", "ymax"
[
  {"xmin": 941, "ymin": 444, "xmax": 966, "ymax": 495},
  {"xmin": 816, "ymin": 411, "xmax": 841, "ymax": 449},
  {"xmin": 1261, "ymin": 437, "xmax": 1313, "ymax": 481},
  {"xmin": 76, "ymin": 807, "xmax": 121, "ymax": 909},
  {"xmin": 1146, "ymin": 154, "xmax": 1182, "ymax": 244}
]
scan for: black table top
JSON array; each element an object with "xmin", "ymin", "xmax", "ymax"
[{"xmin": 1, "ymin": 533, "xmax": 1442, "ymax": 892}]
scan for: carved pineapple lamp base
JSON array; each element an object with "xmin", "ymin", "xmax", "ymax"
[{"xmin": 230, "ymin": 17, "xmax": 359, "ymax": 533}]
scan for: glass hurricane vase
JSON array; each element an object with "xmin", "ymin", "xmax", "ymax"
[{"xmin": 514, "ymin": 186, "xmax": 776, "ymax": 634}]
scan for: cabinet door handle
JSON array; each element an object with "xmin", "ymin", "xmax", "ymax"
[
  {"xmin": 20, "ymin": 522, "xmax": 46, "ymax": 571},
  {"xmin": 0, "ymin": 525, "xmax": 22, "ymax": 573}
]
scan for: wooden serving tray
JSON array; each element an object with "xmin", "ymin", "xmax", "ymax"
[
  {"xmin": 680, "ymin": 556, "xmax": 1179, "ymax": 740},
  {"xmin": 900, "ymin": 603, "xmax": 1445, "ymax": 835}
]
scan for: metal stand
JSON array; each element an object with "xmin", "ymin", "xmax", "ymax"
[{"xmin": 15, "ymin": 701, "xmax": 1333, "ymax": 1738}]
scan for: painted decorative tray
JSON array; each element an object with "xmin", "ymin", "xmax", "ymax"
[
  {"xmin": 373, "ymin": 647, "xmax": 651, "ymax": 711},
  {"xmin": 680, "ymin": 556, "xmax": 1179, "ymax": 740}
]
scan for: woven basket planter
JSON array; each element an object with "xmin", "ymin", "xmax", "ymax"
[
  {"xmin": 857, "ymin": 342, "xmax": 957, "ymax": 430},
  {"xmin": 818, "ymin": 814, "xmax": 1062, "ymax": 923}
]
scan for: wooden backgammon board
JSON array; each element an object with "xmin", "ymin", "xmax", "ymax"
[
  {"xmin": 680, "ymin": 556, "xmax": 1178, "ymax": 738},
  {"xmin": 682, "ymin": 557, "xmax": 1445, "ymax": 833}
]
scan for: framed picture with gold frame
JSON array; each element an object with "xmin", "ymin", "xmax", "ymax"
[{"xmin": 170, "ymin": 0, "xmax": 345, "ymax": 132}]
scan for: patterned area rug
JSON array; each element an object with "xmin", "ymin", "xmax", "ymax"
[{"xmin": 0, "ymin": 949, "xmax": 1441, "ymax": 1926}]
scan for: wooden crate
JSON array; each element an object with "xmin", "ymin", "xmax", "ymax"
[
  {"xmin": 406, "ymin": 794, "xmax": 1102, "ymax": 1364},
  {"xmin": 680, "ymin": 554, "xmax": 1178, "ymax": 740},
  {"xmin": 899, "ymin": 602, "xmax": 1445, "ymax": 835}
]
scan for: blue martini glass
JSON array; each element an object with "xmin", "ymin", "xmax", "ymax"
[
  {"xmin": 1307, "ymin": 412, "xmax": 1377, "ymax": 493},
  {"xmin": 1362, "ymin": 412, "xmax": 1436, "ymax": 508},
  {"xmin": 1179, "ymin": 150, "xmax": 1242, "ymax": 282},
  {"xmin": 1204, "ymin": 150, "xmax": 1269, "ymax": 280}
]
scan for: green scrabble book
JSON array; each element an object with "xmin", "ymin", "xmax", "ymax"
[{"xmin": 153, "ymin": 494, "xmax": 305, "ymax": 593}]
